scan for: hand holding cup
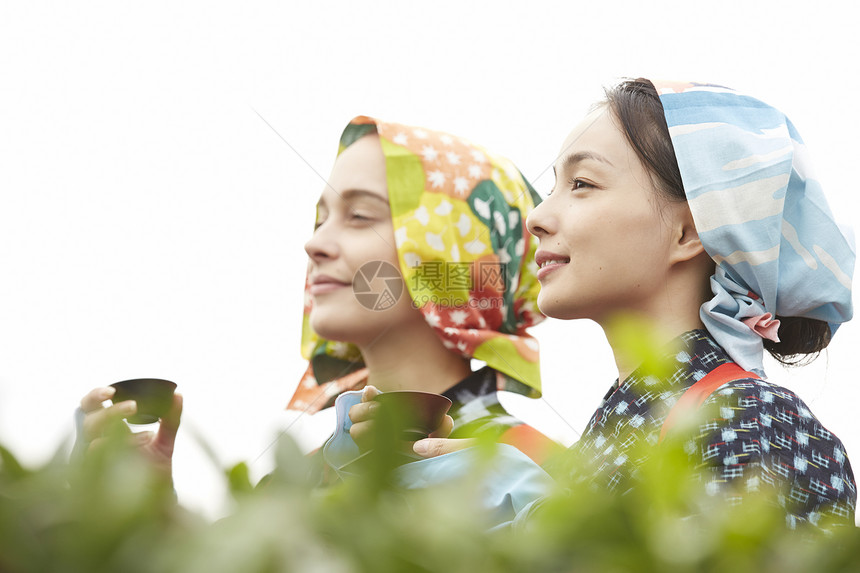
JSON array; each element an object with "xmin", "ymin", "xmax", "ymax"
[
  {"xmin": 348, "ymin": 386, "xmax": 454, "ymax": 454},
  {"xmin": 79, "ymin": 379, "xmax": 182, "ymax": 478}
]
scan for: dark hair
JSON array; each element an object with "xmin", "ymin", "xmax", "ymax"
[
  {"xmin": 603, "ymin": 78, "xmax": 831, "ymax": 365},
  {"xmin": 762, "ymin": 316, "xmax": 831, "ymax": 366},
  {"xmin": 603, "ymin": 79, "xmax": 685, "ymax": 203}
]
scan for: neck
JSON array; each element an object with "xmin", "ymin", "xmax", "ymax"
[
  {"xmin": 600, "ymin": 263, "xmax": 712, "ymax": 382},
  {"xmin": 601, "ymin": 313, "xmax": 701, "ymax": 382},
  {"xmin": 357, "ymin": 323, "xmax": 471, "ymax": 394}
]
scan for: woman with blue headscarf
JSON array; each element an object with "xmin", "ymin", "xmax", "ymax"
[{"xmin": 416, "ymin": 78, "xmax": 855, "ymax": 528}]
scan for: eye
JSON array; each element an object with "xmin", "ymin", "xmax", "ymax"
[
  {"xmin": 568, "ymin": 178, "xmax": 593, "ymax": 190},
  {"xmin": 349, "ymin": 212, "xmax": 372, "ymax": 222},
  {"xmin": 313, "ymin": 218, "xmax": 326, "ymax": 230}
]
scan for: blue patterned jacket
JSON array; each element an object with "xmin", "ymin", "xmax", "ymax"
[{"xmin": 567, "ymin": 329, "xmax": 856, "ymax": 527}]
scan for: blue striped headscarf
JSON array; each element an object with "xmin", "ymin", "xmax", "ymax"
[{"xmin": 652, "ymin": 81, "xmax": 854, "ymax": 376}]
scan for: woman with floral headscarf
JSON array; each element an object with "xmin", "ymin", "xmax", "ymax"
[
  {"xmin": 74, "ymin": 116, "xmax": 559, "ymax": 488},
  {"xmin": 289, "ymin": 116, "xmax": 562, "ymax": 474},
  {"xmin": 416, "ymin": 79, "xmax": 856, "ymax": 529}
]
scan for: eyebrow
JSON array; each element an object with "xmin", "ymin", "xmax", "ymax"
[
  {"xmin": 553, "ymin": 151, "xmax": 614, "ymax": 176},
  {"xmin": 317, "ymin": 188, "xmax": 390, "ymax": 209}
]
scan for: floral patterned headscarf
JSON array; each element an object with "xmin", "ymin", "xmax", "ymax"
[{"xmin": 288, "ymin": 116, "xmax": 544, "ymax": 413}]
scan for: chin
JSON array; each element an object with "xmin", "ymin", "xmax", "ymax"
[
  {"xmin": 309, "ymin": 311, "xmax": 363, "ymax": 343},
  {"xmin": 536, "ymin": 290, "xmax": 565, "ymax": 320},
  {"xmin": 536, "ymin": 294, "xmax": 586, "ymax": 321}
]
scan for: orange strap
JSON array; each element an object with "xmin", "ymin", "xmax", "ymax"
[
  {"xmin": 658, "ymin": 362, "xmax": 760, "ymax": 444},
  {"xmin": 499, "ymin": 424, "xmax": 565, "ymax": 465}
]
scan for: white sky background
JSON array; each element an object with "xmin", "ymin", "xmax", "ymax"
[{"xmin": 2, "ymin": 1, "xmax": 858, "ymax": 519}]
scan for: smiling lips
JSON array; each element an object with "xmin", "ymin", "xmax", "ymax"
[
  {"xmin": 309, "ymin": 274, "xmax": 351, "ymax": 295},
  {"xmin": 535, "ymin": 251, "xmax": 570, "ymax": 280}
]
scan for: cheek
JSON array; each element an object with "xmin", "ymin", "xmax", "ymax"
[
  {"xmin": 548, "ymin": 201, "xmax": 586, "ymax": 244},
  {"xmin": 358, "ymin": 228, "xmax": 400, "ymax": 265},
  {"xmin": 614, "ymin": 222, "xmax": 675, "ymax": 281},
  {"xmin": 576, "ymin": 207, "xmax": 669, "ymax": 271}
]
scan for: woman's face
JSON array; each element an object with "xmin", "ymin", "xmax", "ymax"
[
  {"xmin": 526, "ymin": 108, "xmax": 683, "ymax": 324},
  {"xmin": 304, "ymin": 135, "xmax": 424, "ymax": 346}
]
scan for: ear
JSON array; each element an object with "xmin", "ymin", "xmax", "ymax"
[{"xmin": 668, "ymin": 203, "xmax": 706, "ymax": 265}]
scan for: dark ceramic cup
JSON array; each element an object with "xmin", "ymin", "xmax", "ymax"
[
  {"xmin": 110, "ymin": 378, "xmax": 177, "ymax": 424},
  {"xmin": 372, "ymin": 390, "xmax": 453, "ymax": 441}
]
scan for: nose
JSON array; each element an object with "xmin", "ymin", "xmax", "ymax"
[
  {"xmin": 526, "ymin": 197, "xmax": 554, "ymax": 238},
  {"xmin": 304, "ymin": 221, "xmax": 339, "ymax": 261}
]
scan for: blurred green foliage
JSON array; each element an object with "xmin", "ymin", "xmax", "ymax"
[{"xmin": 1, "ymin": 428, "xmax": 858, "ymax": 573}]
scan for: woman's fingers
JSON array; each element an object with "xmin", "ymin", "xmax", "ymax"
[
  {"xmin": 86, "ymin": 436, "xmax": 111, "ymax": 455},
  {"xmin": 153, "ymin": 393, "xmax": 183, "ymax": 454},
  {"xmin": 349, "ymin": 390, "xmax": 382, "ymax": 453},
  {"xmin": 86, "ymin": 430, "xmax": 152, "ymax": 454},
  {"xmin": 348, "ymin": 386, "xmax": 381, "ymax": 430},
  {"xmin": 428, "ymin": 415, "xmax": 454, "ymax": 439},
  {"xmin": 349, "ymin": 387, "xmax": 457, "ymax": 455},
  {"xmin": 80, "ymin": 386, "xmax": 116, "ymax": 413},
  {"xmin": 349, "ymin": 418, "xmax": 377, "ymax": 452},
  {"xmin": 412, "ymin": 437, "xmax": 476, "ymax": 458},
  {"xmin": 360, "ymin": 385, "xmax": 381, "ymax": 402},
  {"xmin": 348, "ymin": 400, "xmax": 380, "ymax": 424},
  {"xmin": 77, "ymin": 387, "xmax": 179, "ymax": 481},
  {"xmin": 82, "ymin": 400, "xmax": 136, "ymax": 441},
  {"xmin": 80, "ymin": 386, "xmax": 132, "ymax": 441}
]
